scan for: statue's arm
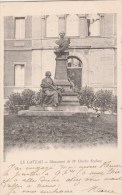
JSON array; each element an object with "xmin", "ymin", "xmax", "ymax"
[
  {"xmin": 41, "ymin": 79, "xmax": 49, "ymax": 88},
  {"xmin": 52, "ymin": 80, "xmax": 58, "ymax": 89}
]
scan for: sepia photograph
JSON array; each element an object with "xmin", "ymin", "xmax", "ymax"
[
  {"xmin": 0, "ymin": 1, "xmax": 122, "ymax": 195},
  {"xmin": 4, "ymin": 12, "xmax": 117, "ymax": 153}
]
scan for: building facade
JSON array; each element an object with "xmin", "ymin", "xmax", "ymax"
[{"xmin": 4, "ymin": 14, "xmax": 117, "ymax": 98}]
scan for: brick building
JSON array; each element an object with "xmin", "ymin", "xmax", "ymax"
[{"xmin": 4, "ymin": 14, "xmax": 117, "ymax": 98}]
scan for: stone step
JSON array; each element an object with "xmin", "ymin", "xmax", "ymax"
[
  {"xmin": 62, "ymin": 95, "xmax": 79, "ymax": 102},
  {"xmin": 18, "ymin": 105, "xmax": 88, "ymax": 116},
  {"xmin": 29, "ymin": 105, "xmax": 88, "ymax": 112},
  {"xmin": 61, "ymin": 102, "xmax": 80, "ymax": 106},
  {"xmin": 62, "ymin": 92, "xmax": 78, "ymax": 96},
  {"xmin": 18, "ymin": 110, "xmax": 76, "ymax": 116}
]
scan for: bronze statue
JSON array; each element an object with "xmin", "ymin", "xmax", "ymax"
[
  {"xmin": 55, "ymin": 31, "xmax": 70, "ymax": 56},
  {"xmin": 41, "ymin": 71, "xmax": 64, "ymax": 107}
]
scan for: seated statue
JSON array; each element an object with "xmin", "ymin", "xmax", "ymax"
[
  {"xmin": 41, "ymin": 71, "xmax": 64, "ymax": 107},
  {"xmin": 55, "ymin": 31, "xmax": 70, "ymax": 57}
]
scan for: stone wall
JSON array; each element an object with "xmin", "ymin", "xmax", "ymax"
[
  {"xmin": 4, "ymin": 17, "xmax": 15, "ymax": 39},
  {"xmin": 88, "ymin": 49, "xmax": 115, "ymax": 89},
  {"xmin": 4, "ymin": 16, "xmax": 32, "ymax": 39},
  {"xmin": 4, "ymin": 51, "xmax": 32, "ymax": 97},
  {"xmin": 4, "ymin": 14, "xmax": 117, "ymax": 98}
]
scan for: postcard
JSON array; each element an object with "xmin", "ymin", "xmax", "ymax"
[{"xmin": 0, "ymin": 1, "xmax": 122, "ymax": 195}]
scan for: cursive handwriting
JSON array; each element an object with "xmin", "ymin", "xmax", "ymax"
[
  {"xmin": 82, "ymin": 185, "xmax": 121, "ymax": 194},
  {"xmin": 1, "ymin": 160, "xmax": 122, "ymax": 195}
]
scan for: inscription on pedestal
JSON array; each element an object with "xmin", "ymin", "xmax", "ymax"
[{"xmin": 54, "ymin": 51, "xmax": 69, "ymax": 81}]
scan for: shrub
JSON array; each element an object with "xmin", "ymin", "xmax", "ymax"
[
  {"xmin": 34, "ymin": 89, "xmax": 43, "ymax": 105},
  {"xmin": 111, "ymin": 95, "xmax": 117, "ymax": 113},
  {"xmin": 94, "ymin": 90, "xmax": 113, "ymax": 113},
  {"xmin": 7, "ymin": 92, "xmax": 23, "ymax": 105},
  {"xmin": 5, "ymin": 89, "xmax": 43, "ymax": 114},
  {"xmin": 5, "ymin": 92, "xmax": 23, "ymax": 114},
  {"xmin": 78, "ymin": 86, "xmax": 95, "ymax": 108},
  {"xmin": 21, "ymin": 89, "xmax": 36, "ymax": 107},
  {"xmin": 5, "ymin": 87, "xmax": 117, "ymax": 115}
]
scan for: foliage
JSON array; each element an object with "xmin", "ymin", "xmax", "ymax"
[
  {"xmin": 5, "ymin": 92, "xmax": 23, "ymax": 114},
  {"xmin": 78, "ymin": 87, "xmax": 117, "ymax": 114},
  {"xmin": 94, "ymin": 90, "xmax": 113, "ymax": 113},
  {"xmin": 21, "ymin": 89, "xmax": 36, "ymax": 107},
  {"xmin": 5, "ymin": 89, "xmax": 43, "ymax": 114},
  {"xmin": 78, "ymin": 86, "xmax": 95, "ymax": 108},
  {"xmin": 5, "ymin": 87, "xmax": 117, "ymax": 114},
  {"xmin": 33, "ymin": 89, "xmax": 43, "ymax": 105},
  {"xmin": 7, "ymin": 92, "xmax": 23, "ymax": 105},
  {"xmin": 111, "ymin": 95, "xmax": 117, "ymax": 113}
]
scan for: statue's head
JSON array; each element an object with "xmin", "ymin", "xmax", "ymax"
[
  {"xmin": 59, "ymin": 31, "xmax": 65, "ymax": 38},
  {"xmin": 45, "ymin": 71, "xmax": 51, "ymax": 77}
]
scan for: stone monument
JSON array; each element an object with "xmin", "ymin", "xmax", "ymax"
[
  {"xmin": 18, "ymin": 31, "xmax": 88, "ymax": 116},
  {"xmin": 54, "ymin": 31, "xmax": 80, "ymax": 107},
  {"xmin": 54, "ymin": 31, "xmax": 71, "ymax": 91}
]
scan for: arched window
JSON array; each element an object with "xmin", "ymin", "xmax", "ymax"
[
  {"xmin": 46, "ymin": 15, "xmax": 58, "ymax": 37},
  {"xmin": 67, "ymin": 56, "xmax": 82, "ymax": 67},
  {"xmin": 67, "ymin": 56, "xmax": 82, "ymax": 90},
  {"xmin": 66, "ymin": 15, "xmax": 79, "ymax": 36},
  {"xmin": 87, "ymin": 14, "xmax": 100, "ymax": 36}
]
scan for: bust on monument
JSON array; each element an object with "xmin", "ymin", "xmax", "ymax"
[{"xmin": 55, "ymin": 31, "xmax": 70, "ymax": 57}]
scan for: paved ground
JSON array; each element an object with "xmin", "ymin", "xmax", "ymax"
[{"xmin": 4, "ymin": 113, "xmax": 117, "ymax": 151}]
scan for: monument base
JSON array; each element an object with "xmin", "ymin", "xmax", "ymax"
[
  {"xmin": 18, "ymin": 91, "xmax": 87, "ymax": 116},
  {"xmin": 61, "ymin": 92, "xmax": 80, "ymax": 106},
  {"xmin": 18, "ymin": 106, "xmax": 88, "ymax": 116},
  {"xmin": 54, "ymin": 79, "xmax": 72, "ymax": 91},
  {"xmin": 54, "ymin": 50, "xmax": 71, "ymax": 91}
]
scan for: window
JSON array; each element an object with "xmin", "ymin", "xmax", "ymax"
[
  {"xmin": 68, "ymin": 56, "xmax": 82, "ymax": 67},
  {"xmin": 15, "ymin": 17, "xmax": 25, "ymax": 39},
  {"xmin": 87, "ymin": 14, "xmax": 100, "ymax": 36},
  {"xmin": 67, "ymin": 56, "xmax": 82, "ymax": 90},
  {"xmin": 14, "ymin": 64, "xmax": 25, "ymax": 86},
  {"xmin": 66, "ymin": 15, "xmax": 79, "ymax": 36},
  {"xmin": 46, "ymin": 15, "xmax": 58, "ymax": 37}
]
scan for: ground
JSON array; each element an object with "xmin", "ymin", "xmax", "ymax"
[{"xmin": 4, "ymin": 113, "xmax": 117, "ymax": 151}]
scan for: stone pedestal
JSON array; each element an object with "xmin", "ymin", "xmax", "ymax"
[
  {"xmin": 61, "ymin": 92, "xmax": 80, "ymax": 106},
  {"xmin": 54, "ymin": 50, "xmax": 81, "ymax": 108},
  {"xmin": 54, "ymin": 50, "xmax": 71, "ymax": 91}
]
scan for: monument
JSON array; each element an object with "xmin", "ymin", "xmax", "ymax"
[
  {"xmin": 54, "ymin": 31, "xmax": 71, "ymax": 91},
  {"xmin": 54, "ymin": 32, "xmax": 82, "ymax": 108},
  {"xmin": 18, "ymin": 31, "xmax": 88, "ymax": 116}
]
